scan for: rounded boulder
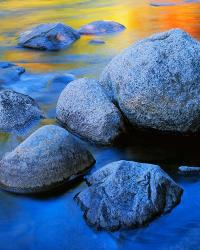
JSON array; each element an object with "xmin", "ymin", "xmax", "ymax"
[
  {"xmin": 56, "ymin": 78, "xmax": 125, "ymax": 145},
  {"xmin": 99, "ymin": 29, "xmax": 200, "ymax": 134},
  {"xmin": 0, "ymin": 125, "xmax": 95, "ymax": 193}
]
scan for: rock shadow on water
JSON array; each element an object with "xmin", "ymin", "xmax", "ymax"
[{"xmin": 117, "ymin": 127, "xmax": 200, "ymax": 167}]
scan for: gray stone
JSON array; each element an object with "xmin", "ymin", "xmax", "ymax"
[
  {"xmin": 89, "ymin": 39, "xmax": 105, "ymax": 45},
  {"xmin": 56, "ymin": 78, "xmax": 125, "ymax": 145},
  {"xmin": 179, "ymin": 166, "xmax": 200, "ymax": 174},
  {"xmin": 75, "ymin": 160, "xmax": 183, "ymax": 231},
  {"xmin": 0, "ymin": 62, "xmax": 25, "ymax": 83},
  {"xmin": 0, "ymin": 89, "xmax": 44, "ymax": 133},
  {"xmin": 99, "ymin": 29, "xmax": 200, "ymax": 134},
  {"xmin": 150, "ymin": 2, "xmax": 177, "ymax": 6},
  {"xmin": 78, "ymin": 21, "xmax": 125, "ymax": 35},
  {"xmin": 0, "ymin": 125, "xmax": 95, "ymax": 193},
  {"xmin": 18, "ymin": 23, "xmax": 80, "ymax": 51}
]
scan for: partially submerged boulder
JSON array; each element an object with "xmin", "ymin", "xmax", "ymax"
[
  {"xmin": 0, "ymin": 125, "xmax": 95, "ymax": 193},
  {"xmin": 99, "ymin": 29, "xmax": 200, "ymax": 134},
  {"xmin": 78, "ymin": 20, "xmax": 125, "ymax": 35},
  {"xmin": 0, "ymin": 89, "xmax": 44, "ymax": 133},
  {"xmin": 56, "ymin": 78, "xmax": 125, "ymax": 145},
  {"xmin": 75, "ymin": 160, "xmax": 183, "ymax": 231},
  {"xmin": 18, "ymin": 23, "xmax": 80, "ymax": 51},
  {"xmin": 0, "ymin": 62, "xmax": 25, "ymax": 83}
]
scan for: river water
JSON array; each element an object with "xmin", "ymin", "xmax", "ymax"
[{"xmin": 1, "ymin": 0, "xmax": 200, "ymax": 249}]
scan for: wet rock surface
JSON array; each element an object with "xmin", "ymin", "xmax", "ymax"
[
  {"xmin": 0, "ymin": 89, "xmax": 44, "ymax": 133},
  {"xmin": 18, "ymin": 23, "xmax": 80, "ymax": 51},
  {"xmin": 0, "ymin": 125, "xmax": 95, "ymax": 193},
  {"xmin": 99, "ymin": 29, "xmax": 200, "ymax": 134},
  {"xmin": 56, "ymin": 78, "xmax": 125, "ymax": 145},
  {"xmin": 76, "ymin": 160, "xmax": 183, "ymax": 231},
  {"xmin": 78, "ymin": 20, "xmax": 125, "ymax": 35}
]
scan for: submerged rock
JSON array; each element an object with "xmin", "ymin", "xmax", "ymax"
[
  {"xmin": 150, "ymin": 2, "xmax": 177, "ymax": 6},
  {"xmin": 75, "ymin": 160, "xmax": 183, "ymax": 231},
  {"xmin": 0, "ymin": 125, "xmax": 95, "ymax": 193},
  {"xmin": 0, "ymin": 89, "xmax": 44, "ymax": 133},
  {"xmin": 78, "ymin": 21, "xmax": 125, "ymax": 35},
  {"xmin": 51, "ymin": 74, "xmax": 75, "ymax": 85},
  {"xmin": 100, "ymin": 29, "xmax": 200, "ymax": 134},
  {"xmin": 18, "ymin": 23, "xmax": 80, "ymax": 51},
  {"xmin": 0, "ymin": 62, "xmax": 25, "ymax": 83},
  {"xmin": 56, "ymin": 78, "xmax": 125, "ymax": 145},
  {"xmin": 89, "ymin": 39, "xmax": 105, "ymax": 45},
  {"xmin": 179, "ymin": 166, "xmax": 200, "ymax": 174}
]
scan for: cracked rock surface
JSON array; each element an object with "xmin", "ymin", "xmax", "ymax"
[
  {"xmin": 75, "ymin": 160, "xmax": 183, "ymax": 231},
  {"xmin": 0, "ymin": 125, "xmax": 95, "ymax": 193},
  {"xmin": 99, "ymin": 29, "xmax": 200, "ymax": 133}
]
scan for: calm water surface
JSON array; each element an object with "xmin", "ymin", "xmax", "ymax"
[{"xmin": 1, "ymin": 0, "xmax": 200, "ymax": 249}]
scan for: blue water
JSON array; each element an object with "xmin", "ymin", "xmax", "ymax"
[{"xmin": 1, "ymin": 0, "xmax": 200, "ymax": 249}]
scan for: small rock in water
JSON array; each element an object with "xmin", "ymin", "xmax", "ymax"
[
  {"xmin": 78, "ymin": 20, "xmax": 126, "ymax": 35},
  {"xmin": 18, "ymin": 23, "xmax": 80, "ymax": 51},
  {"xmin": 179, "ymin": 166, "xmax": 200, "ymax": 174},
  {"xmin": 150, "ymin": 2, "xmax": 177, "ymax": 6},
  {"xmin": 0, "ymin": 125, "xmax": 95, "ymax": 193},
  {"xmin": 0, "ymin": 89, "xmax": 44, "ymax": 133},
  {"xmin": 100, "ymin": 28, "xmax": 200, "ymax": 134},
  {"xmin": 0, "ymin": 62, "xmax": 25, "ymax": 83},
  {"xmin": 89, "ymin": 39, "xmax": 105, "ymax": 45},
  {"xmin": 56, "ymin": 78, "xmax": 125, "ymax": 145},
  {"xmin": 51, "ymin": 74, "xmax": 75, "ymax": 84},
  {"xmin": 75, "ymin": 160, "xmax": 183, "ymax": 231}
]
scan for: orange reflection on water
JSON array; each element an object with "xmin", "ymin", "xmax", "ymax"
[{"xmin": 0, "ymin": 0, "xmax": 200, "ymax": 72}]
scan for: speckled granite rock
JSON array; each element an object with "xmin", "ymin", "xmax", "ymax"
[
  {"xmin": 56, "ymin": 78, "xmax": 125, "ymax": 145},
  {"xmin": 0, "ymin": 125, "xmax": 95, "ymax": 193},
  {"xmin": 0, "ymin": 62, "xmax": 25, "ymax": 83},
  {"xmin": 75, "ymin": 160, "xmax": 183, "ymax": 231},
  {"xmin": 78, "ymin": 20, "xmax": 125, "ymax": 35},
  {"xmin": 0, "ymin": 89, "xmax": 44, "ymax": 132},
  {"xmin": 99, "ymin": 29, "xmax": 200, "ymax": 134},
  {"xmin": 18, "ymin": 23, "xmax": 80, "ymax": 50}
]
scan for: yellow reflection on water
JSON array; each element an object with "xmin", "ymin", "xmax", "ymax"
[{"xmin": 0, "ymin": 0, "xmax": 200, "ymax": 72}]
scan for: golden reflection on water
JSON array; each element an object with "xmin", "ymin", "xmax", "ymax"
[{"xmin": 0, "ymin": 0, "xmax": 200, "ymax": 72}]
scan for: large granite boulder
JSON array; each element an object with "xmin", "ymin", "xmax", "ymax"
[
  {"xmin": 0, "ymin": 89, "xmax": 44, "ymax": 133},
  {"xmin": 18, "ymin": 23, "xmax": 80, "ymax": 51},
  {"xmin": 78, "ymin": 20, "xmax": 125, "ymax": 35},
  {"xmin": 99, "ymin": 29, "xmax": 200, "ymax": 134},
  {"xmin": 0, "ymin": 62, "xmax": 25, "ymax": 83},
  {"xmin": 0, "ymin": 125, "xmax": 95, "ymax": 193},
  {"xmin": 75, "ymin": 160, "xmax": 183, "ymax": 231},
  {"xmin": 56, "ymin": 78, "xmax": 125, "ymax": 145}
]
